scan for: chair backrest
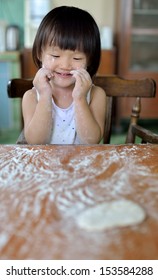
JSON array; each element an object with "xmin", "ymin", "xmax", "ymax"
[
  {"xmin": 7, "ymin": 75, "xmax": 156, "ymax": 144},
  {"xmin": 93, "ymin": 75, "xmax": 156, "ymax": 143},
  {"xmin": 7, "ymin": 79, "xmax": 33, "ymax": 98}
]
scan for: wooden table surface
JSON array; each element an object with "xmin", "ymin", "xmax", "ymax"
[{"xmin": 0, "ymin": 144, "xmax": 158, "ymax": 260}]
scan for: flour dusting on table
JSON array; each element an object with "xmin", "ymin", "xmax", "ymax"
[{"xmin": 0, "ymin": 144, "xmax": 158, "ymax": 259}]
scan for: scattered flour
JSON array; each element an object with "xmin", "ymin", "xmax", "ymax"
[{"xmin": 0, "ymin": 144, "xmax": 158, "ymax": 259}]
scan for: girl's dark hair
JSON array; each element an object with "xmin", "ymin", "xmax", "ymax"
[{"xmin": 32, "ymin": 6, "xmax": 101, "ymax": 77}]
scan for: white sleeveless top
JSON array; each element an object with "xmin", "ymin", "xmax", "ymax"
[{"xmin": 36, "ymin": 90, "xmax": 91, "ymax": 144}]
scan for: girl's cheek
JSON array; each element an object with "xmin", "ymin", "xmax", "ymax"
[
  {"xmin": 43, "ymin": 57, "xmax": 56, "ymax": 70},
  {"xmin": 51, "ymin": 57, "xmax": 55, "ymax": 63},
  {"xmin": 75, "ymin": 62, "xmax": 87, "ymax": 70},
  {"xmin": 82, "ymin": 63, "xmax": 87, "ymax": 69}
]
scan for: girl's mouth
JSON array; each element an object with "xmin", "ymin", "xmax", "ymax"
[{"xmin": 55, "ymin": 71, "xmax": 73, "ymax": 78}]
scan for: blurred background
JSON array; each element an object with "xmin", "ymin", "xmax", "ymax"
[{"xmin": 0, "ymin": 0, "xmax": 158, "ymax": 144}]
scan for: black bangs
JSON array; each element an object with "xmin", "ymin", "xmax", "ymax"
[
  {"xmin": 48, "ymin": 6, "xmax": 94, "ymax": 53},
  {"xmin": 48, "ymin": 20, "xmax": 86, "ymax": 52},
  {"xmin": 49, "ymin": 29, "xmax": 84, "ymax": 52}
]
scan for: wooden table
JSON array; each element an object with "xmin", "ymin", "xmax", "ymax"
[{"xmin": 0, "ymin": 144, "xmax": 158, "ymax": 260}]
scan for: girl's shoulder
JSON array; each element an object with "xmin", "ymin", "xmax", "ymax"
[
  {"xmin": 90, "ymin": 84, "xmax": 106, "ymax": 104},
  {"xmin": 22, "ymin": 87, "xmax": 38, "ymax": 103},
  {"xmin": 92, "ymin": 83, "xmax": 106, "ymax": 94}
]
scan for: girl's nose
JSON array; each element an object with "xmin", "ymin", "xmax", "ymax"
[{"xmin": 60, "ymin": 57, "xmax": 72, "ymax": 69}]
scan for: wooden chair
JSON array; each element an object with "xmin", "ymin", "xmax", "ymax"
[
  {"xmin": 7, "ymin": 79, "xmax": 33, "ymax": 144},
  {"xmin": 7, "ymin": 75, "xmax": 157, "ymax": 144},
  {"xmin": 93, "ymin": 76, "xmax": 158, "ymax": 144}
]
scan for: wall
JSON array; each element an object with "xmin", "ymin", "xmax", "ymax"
[
  {"xmin": 0, "ymin": 0, "xmax": 116, "ymax": 48},
  {"xmin": 0, "ymin": 0, "xmax": 24, "ymax": 47},
  {"xmin": 52, "ymin": 0, "xmax": 116, "ymax": 32}
]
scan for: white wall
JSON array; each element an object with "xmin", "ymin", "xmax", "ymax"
[
  {"xmin": 52, "ymin": 0, "xmax": 116, "ymax": 32},
  {"xmin": 24, "ymin": 0, "xmax": 116, "ymax": 48}
]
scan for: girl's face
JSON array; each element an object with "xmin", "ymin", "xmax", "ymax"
[{"xmin": 41, "ymin": 45, "xmax": 88, "ymax": 86}]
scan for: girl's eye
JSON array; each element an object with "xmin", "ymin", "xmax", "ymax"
[
  {"xmin": 73, "ymin": 57, "xmax": 82, "ymax": 61},
  {"xmin": 50, "ymin": 54, "xmax": 60, "ymax": 58}
]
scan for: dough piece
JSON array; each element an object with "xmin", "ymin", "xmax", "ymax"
[{"xmin": 76, "ymin": 199, "xmax": 146, "ymax": 231}]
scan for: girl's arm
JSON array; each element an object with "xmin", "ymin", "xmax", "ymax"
[
  {"xmin": 74, "ymin": 86, "xmax": 106, "ymax": 144},
  {"xmin": 22, "ymin": 68, "xmax": 53, "ymax": 144},
  {"xmin": 72, "ymin": 69, "xmax": 106, "ymax": 144}
]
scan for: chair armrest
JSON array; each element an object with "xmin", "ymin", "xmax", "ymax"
[{"xmin": 131, "ymin": 124, "xmax": 158, "ymax": 144}]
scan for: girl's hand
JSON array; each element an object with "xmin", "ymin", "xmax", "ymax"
[
  {"xmin": 33, "ymin": 67, "xmax": 54, "ymax": 96},
  {"xmin": 70, "ymin": 69, "xmax": 92, "ymax": 100}
]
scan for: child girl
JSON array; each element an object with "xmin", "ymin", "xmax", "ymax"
[{"xmin": 22, "ymin": 6, "xmax": 106, "ymax": 144}]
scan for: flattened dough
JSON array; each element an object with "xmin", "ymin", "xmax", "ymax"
[{"xmin": 76, "ymin": 199, "xmax": 146, "ymax": 231}]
